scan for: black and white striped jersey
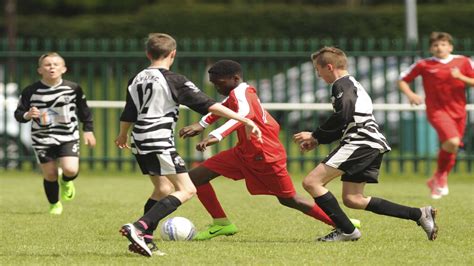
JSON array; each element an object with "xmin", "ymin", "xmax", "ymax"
[
  {"xmin": 312, "ymin": 75, "xmax": 391, "ymax": 152},
  {"xmin": 120, "ymin": 68, "xmax": 216, "ymax": 155},
  {"xmin": 14, "ymin": 79, "xmax": 94, "ymax": 149}
]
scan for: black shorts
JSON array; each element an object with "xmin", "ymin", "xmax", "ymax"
[
  {"xmin": 135, "ymin": 152, "xmax": 187, "ymax": 176},
  {"xmin": 34, "ymin": 141, "xmax": 80, "ymax": 164},
  {"xmin": 322, "ymin": 144, "xmax": 384, "ymax": 183}
]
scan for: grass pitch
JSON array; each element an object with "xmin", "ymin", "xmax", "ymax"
[{"xmin": 0, "ymin": 170, "xmax": 473, "ymax": 265}]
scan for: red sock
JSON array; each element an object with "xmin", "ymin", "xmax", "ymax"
[
  {"xmin": 196, "ymin": 183, "xmax": 227, "ymax": 219},
  {"xmin": 437, "ymin": 150, "xmax": 456, "ymax": 173},
  {"xmin": 436, "ymin": 149, "xmax": 456, "ymax": 186},
  {"xmin": 305, "ymin": 204, "xmax": 335, "ymax": 227}
]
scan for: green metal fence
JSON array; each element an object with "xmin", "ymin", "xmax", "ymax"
[{"xmin": 1, "ymin": 37, "xmax": 473, "ymax": 175}]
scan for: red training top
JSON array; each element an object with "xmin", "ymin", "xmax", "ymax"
[
  {"xmin": 199, "ymin": 82, "xmax": 286, "ymax": 163},
  {"xmin": 400, "ymin": 54, "xmax": 474, "ymax": 119}
]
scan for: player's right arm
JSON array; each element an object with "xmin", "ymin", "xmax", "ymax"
[
  {"xmin": 195, "ymin": 136, "xmax": 219, "ymax": 152},
  {"xmin": 14, "ymin": 86, "xmax": 40, "ymax": 122},
  {"xmin": 115, "ymin": 79, "xmax": 137, "ymax": 149},
  {"xmin": 399, "ymin": 61, "xmax": 423, "ymax": 105},
  {"xmin": 115, "ymin": 121, "xmax": 132, "ymax": 149}
]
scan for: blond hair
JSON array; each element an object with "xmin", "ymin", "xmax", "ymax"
[
  {"xmin": 429, "ymin": 32, "xmax": 453, "ymax": 46},
  {"xmin": 38, "ymin": 52, "xmax": 65, "ymax": 67},
  {"xmin": 146, "ymin": 33, "xmax": 177, "ymax": 60},
  {"xmin": 311, "ymin": 46, "xmax": 347, "ymax": 69}
]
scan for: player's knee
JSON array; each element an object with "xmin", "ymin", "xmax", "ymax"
[
  {"xmin": 302, "ymin": 177, "xmax": 322, "ymax": 193},
  {"xmin": 442, "ymin": 139, "xmax": 460, "ymax": 153},
  {"xmin": 152, "ymin": 183, "xmax": 174, "ymax": 199},
  {"xmin": 342, "ymin": 194, "xmax": 364, "ymax": 209},
  {"xmin": 61, "ymin": 167, "xmax": 78, "ymax": 178},
  {"xmin": 42, "ymin": 169, "xmax": 57, "ymax": 179},
  {"xmin": 182, "ymin": 186, "xmax": 197, "ymax": 202}
]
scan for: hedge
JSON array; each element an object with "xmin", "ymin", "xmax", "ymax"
[{"xmin": 6, "ymin": 4, "xmax": 474, "ymax": 39}]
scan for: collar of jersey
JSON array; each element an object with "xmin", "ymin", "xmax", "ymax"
[
  {"xmin": 431, "ymin": 54, "xmax": 454, "ymax": 64},
  {"xmin": 40, "ymin": 79, "xmax": 63, "ymax": 88}
]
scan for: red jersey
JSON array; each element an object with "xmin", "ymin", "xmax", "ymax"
[
  {"xmin": 400, "ymin": 54, "xmax": 474, "ymax": 119},
  {"xmin": 199, "ymin": 82, "xmax": 285, "ymax": 163}
]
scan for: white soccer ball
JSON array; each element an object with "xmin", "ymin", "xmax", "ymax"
[{"xmin": 160, "ymin": 217, "xmax": 196, "ymax": 241}]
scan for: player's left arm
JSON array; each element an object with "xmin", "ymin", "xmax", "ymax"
[
  {"xmin": 75, "ymin": 85, "xmax": 96, "ymax": 147},
  {"xmin": 451, "ymin": 58, "xmax": 474, "ymax": 86},
  {"xmin": 207, "ymin": 90, "xmax": 256, "ymax": 142},
  {"xmin": 179, "ymin": 97, "xmax": 231, "ymax": 139}
]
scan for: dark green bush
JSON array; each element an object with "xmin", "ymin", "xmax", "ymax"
[{"xmin": 6, "ymin": 4, "xmax": 474, "ymax": 39}]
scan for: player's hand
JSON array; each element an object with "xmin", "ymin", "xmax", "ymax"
[
  {"xmin": 293, "ymin": 131, "xmax": 318, "ymax": 152},
  {"xmin": 243, "ymin": 119, "xmax": 263, "ymax": 143},
  {"xmin": 407, "ymin": 93, "xmax": 423, "ymax": 105},
  {"xmin": 298, "ymin": 140, "xmax": 317, "ymax": 152},
  {"xmin": 25, "ymin": 106, "xmax": 40, "ymax": 120},
  {"xmin": 196, "ymin": 136, "xmax": 219, "ymax": 152},
  {"xmin": 83, "ymin": 132, "xmax": 96, "ymax": 147},
  {"xmin": 451, "ymin": 67, "xmax": 462, "ymax": 79},
  {"xmin": 179, "ymin": 122, "xmax": 205, "ymax": 138},
  {"xmin": 114, "ymin": 134, "xmax": 130, "ymax": 149},
  {"xmin": 196, "ymin": 140, "xmax": 208, "ymax": 152}
]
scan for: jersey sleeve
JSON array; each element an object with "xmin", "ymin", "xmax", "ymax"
[
  {"xmin": 312, "ymin": 83, "xmax": 355, "ymax": 144},
  {"xmin": 462, "ymin": 57, "xmax": 474, "ymax": 78},
  {"xmin": 172, "ymin": 76, "xmax": 216, "ymax": 115},
  {"xmin": 198, "ymin": 96, "xmax": 230, "ymax": 128},
  {"xmin": 120, "ymin": 78, "xmax": 138, "ymax": 123},
  {"xmin": 14, "ymin": 86, "xmax": 33, "ymax": 123},
  {"xmin": 75, "ymin": 85, "xmax": 94, "ymax": 132},
  {"xmin": 208, "ymin": 88, "xmax": 254, "ymax": 141},
  {"xmin": 400, "ymin": 61, "xmax": 422, "ymax": 83}
]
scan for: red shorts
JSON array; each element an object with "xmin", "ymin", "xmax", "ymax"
[
  {"xmin": 202, "ymin": 148, "xmax": 296, "ymax": 198},
  {"xmin": 428, "ymin": 112, "xmax": 466, "ymax": 143}
]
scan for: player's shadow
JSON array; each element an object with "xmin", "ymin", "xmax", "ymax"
[{"xmin": 2, "ymin": 211, "xmax": 45, "ymax": 215}]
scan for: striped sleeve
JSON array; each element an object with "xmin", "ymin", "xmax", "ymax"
[
  {"xmin": 14, "ymin": 85, "xmax": 34, "ymax": 123},
  {"xmin": 120, "ymin": 78, "xmax": 138, "ymax": 122},
  {"xmin": 75, "ymin": 85, "xmax": 94, "ymax": 132}
]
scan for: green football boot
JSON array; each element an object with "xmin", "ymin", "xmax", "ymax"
[
  {"xmin": 350, "ymin": 218, "xmax": 361, "ymax": 229},
  {"xmin": 193, "ymin": 223, "xmax": 238, "ymax": 240},
  {"xmin": 49, "ymin": 201, "xmax": 63, "ymax": 215},
  {"xmin": 60, "ymin": 179, "xmax": 76, "ymax": 201}
]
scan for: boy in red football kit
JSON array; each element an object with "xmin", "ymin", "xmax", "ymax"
[
  {"xmin": 399, "ymin": 32, "xmax": 474, "ymax": 199},
  {"xmin": 179, "ymin": 60, "xmax": 359, "ymax": 240}
]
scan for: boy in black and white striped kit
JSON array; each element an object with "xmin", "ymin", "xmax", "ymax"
[
  {"xmin": 14, "ymin": 52, "xmax": 96, "ymax": 215},
  {"xmin": 115, "ymin": 33, "xmax": 262, "ymax": 257},
  {"xmin": 293, "ymin": 47, "xmax": 438, "ymax": 242}
]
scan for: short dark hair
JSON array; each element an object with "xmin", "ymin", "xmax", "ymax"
[
  {"xmin": 146, "ymin": 33, "xmax": 176, "ymax": 60},
  {"xmin": 208, "ymin": 60, "xmax": 242, "ymax": 78},
  {"xmin": 429, "ymin": 32, "xmax": 453, "ymax": 45}
]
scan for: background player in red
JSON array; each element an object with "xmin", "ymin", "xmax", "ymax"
[
  {"xmin": 179, "ymin": 60, "xmax": 359, "ymax": 240},
  {"xmin": 399, "ymin": 32, "xmax": 474, "ymax": 199}
]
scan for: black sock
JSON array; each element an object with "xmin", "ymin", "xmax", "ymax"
[
  {"xmin": 314, "ymin": 191, "xmax": 355, "ymax": 234},
  {"xmin": 43, "ymin": 179, "xmax": 59, "ymax": 204},
  {"xmin": 134, "ymin": 195, "xmax": 181, "ymax": 231},
  {"xmin": 365, "ymin": 197, "xmax": 422, "ymax": 221},
  {"xmin": 62, "ymin": 173, "xmax": 78, "ymax": 182},
  {"xmin": 143, "ymin": 198, "xmax": 158, "ymax": 238}
]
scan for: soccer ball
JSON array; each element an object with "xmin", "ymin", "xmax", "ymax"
[{"xmin": 160, "ymin": 217, "xmax": 197, "ymax": 241}]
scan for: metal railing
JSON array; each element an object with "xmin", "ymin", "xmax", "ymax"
[{"xmin": 1, "ymin": 37, "xmax": 473, "ymax": 174}]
